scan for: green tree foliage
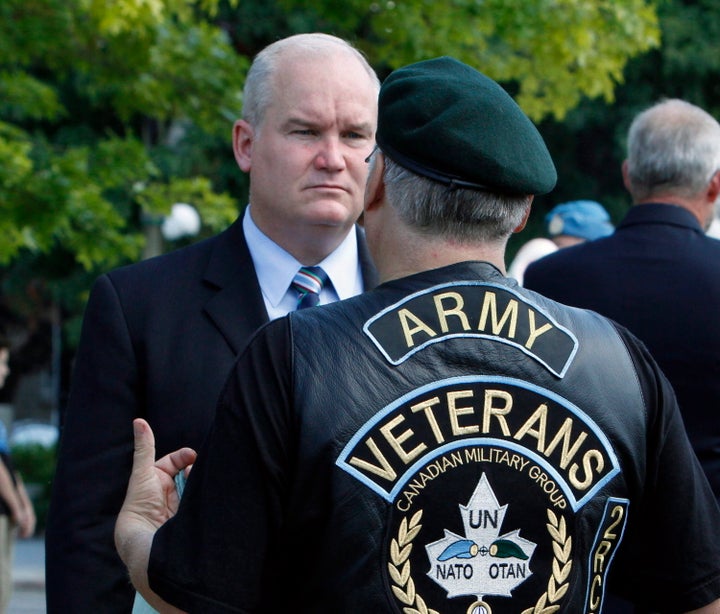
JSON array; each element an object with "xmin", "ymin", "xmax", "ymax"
[
  {"xmin": 277, "ymin": 0, "xmax": 659, "ymax": 121},
  {"xmin": 1, "ymin": 0, "xmax": 661, "ymax": 348},
  {"xmin": 0, "ymin": 0, "xmax": 243, "ymax": 270},
  {"xmin": 0, "ymin": 0, "xmax": 244, "ymax": 340}
]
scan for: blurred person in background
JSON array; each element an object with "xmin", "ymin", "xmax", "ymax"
[
  {"xmin": 525, "ymin": 98, "xmax": 720, "ymax": 507},
  {"xmin": 0, "ymin": 331, "xmax": 36, "ymax": 614},
  {"xmin": 508, "ymin": 199, "xmax": 614, "ymax": 285}
]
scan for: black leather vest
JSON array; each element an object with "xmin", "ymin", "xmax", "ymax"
[{"xmin": 283, "ymin": 261, "xmax": 651, "ymax": 613}]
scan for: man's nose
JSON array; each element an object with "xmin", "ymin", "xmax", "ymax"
[{"xmin": 314, "ymin": 137, "xmax": 346, "ymax": 171}]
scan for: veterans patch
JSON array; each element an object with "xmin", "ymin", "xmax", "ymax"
[
  {"xmin": 363, "ymin": 282, "xmax": 578, "ymax": 377},
  {"xmin": 336, "ymin": 376, "xmax": 623, "ymax": 613}
]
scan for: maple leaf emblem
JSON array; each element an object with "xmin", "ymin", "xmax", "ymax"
[{"xmin": 425, "ymin": 473, "xmax": 536, "ymax": 600}]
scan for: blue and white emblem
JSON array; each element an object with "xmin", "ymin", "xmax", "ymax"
[{"xmin": 426, "ymin": 473, "xmax": 535, "ymax": 603}]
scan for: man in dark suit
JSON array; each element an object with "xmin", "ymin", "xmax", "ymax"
[
  {"xmin": 525, "ymin": 98, "xmax": 720, "ymax": 504},
  {"xmin": 45, "ymin": 33, "xmax": 379, "ymax": 612}
]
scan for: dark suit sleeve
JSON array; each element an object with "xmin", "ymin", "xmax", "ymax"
[
  {"xmin": 356, "ymin": 225, "xmax": 379, "ymax": 291},
  {"xmin": 45, "ymin": 274, "xmax": 139, "ymax": 612},
  {"xmin": 522, "ymin": 259, "xmax": 555, "ymax": 295},
  {"xmin": 148, "ymin": 319, "xmax": 294, "ymax": 612}
]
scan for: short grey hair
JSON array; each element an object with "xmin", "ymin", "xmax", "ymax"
[
  {"xmin": 626, "ymin": 98, "xmax": 720, "ymax": 201},
  {"xmin": 373, "ymin": 153, "xmax": 531, "ymax": 243},
  {"xmin": 242, "ymin": 33, "xmax": 380, "ymax": 129}
]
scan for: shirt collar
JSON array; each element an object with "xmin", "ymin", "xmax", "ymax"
[
  {"xmin": 243, "ymin": 206, "xmax": 361, "ymax": 309},
  {"xmin": 319, "ymin": 227, "xmax": 360, "ymax": 301},
  {"xmin": 619, "ymin": 202, "xmax": 705, "ymax": 233}
]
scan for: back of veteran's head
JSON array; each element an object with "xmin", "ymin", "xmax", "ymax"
[
  {"xmin": 361, "ymin": 57, "xmax": 557, "ymax": 283},
  {"xmin": 232, "ymin": 33, "xmax": 380, "ymax": 266},
  {"xmin": 622, "ymin": 98, "xmax": 720, "ymax": 231}
]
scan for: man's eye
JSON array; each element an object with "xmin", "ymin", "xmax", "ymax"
[{"xmin": 292, "ymin": 129, "xmax": 316, "ymax": 136}]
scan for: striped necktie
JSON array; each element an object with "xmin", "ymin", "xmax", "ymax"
[{"xmin": 291, "ymin": 266, "xmax": 328, "ymax": 310}]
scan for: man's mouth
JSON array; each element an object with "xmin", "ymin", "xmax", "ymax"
[{"xmin": 306, "ymin": 183, "xmax": 348, "ymax": 192}]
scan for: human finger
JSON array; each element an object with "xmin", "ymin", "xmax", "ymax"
[
  {"xmin": 154, "ymin": 447, "xmax": 197, "ymax": 478},
  {"xmin": 131, "ymin": 418, "xmax": 157, "ymax": 475}
]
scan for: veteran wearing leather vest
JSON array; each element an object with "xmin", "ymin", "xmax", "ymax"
[{"xmin": 115, "ymin": 58, "xmax": 720, "ymax": 614}]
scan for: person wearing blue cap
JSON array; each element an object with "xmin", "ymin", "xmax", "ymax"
[
  {"xmin": 544, "ymin": 199, "xmax": 614, "ymax": 245},
  {"xmin": 508, "ymin": 200, "xmax": 614, "ymax": 285},
  {"xmin": 115, "ymin": 60, "xmax": 720, "ymax": 614}
]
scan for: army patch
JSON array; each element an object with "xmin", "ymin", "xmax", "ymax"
[
  {"xmin": 363, "ymin": 282, "xmax": 578, "ymax": 377},
  {"xmin": 336, "ymin": 376, "xmax": 623, "ymax": 613}
]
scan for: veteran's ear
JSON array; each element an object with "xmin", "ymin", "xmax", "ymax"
[
  {"xmin": 364, "ymin": 152, "xmax": 386, "ymax": 214},
  {"xmin": 512, "ymin": 198, "xmax": 535, "ymax": 234}
]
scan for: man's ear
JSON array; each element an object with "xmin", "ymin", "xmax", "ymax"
[
  {"xmin": 512, "ymin": 197, "xmax": 534, "ymax": 233},
  {"xmin": 364, "ymin": 154, "xmax": 386, "ymax": 214},
  {"xmin": 233, "ymin": 120, "xmax": 254, "ymax": 173},
  {"xmin": 621, "ymin": 159, "xmax": 632, "ymax": 193},
  {"xmin": 707, "ymin": 170, "xmax": 720, "ymax": 203}
]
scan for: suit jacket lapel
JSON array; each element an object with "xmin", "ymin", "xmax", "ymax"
[
  {"xmin": 202, "ymin": 218, "xmax": 269, "ymax": 355},
  {"xmin": 356, "ymin": 225, "xmax": 379, "ymax": 291},
  {"xmin": 203, "ymin": 221, "xmax": 378, "ymax": 354}
]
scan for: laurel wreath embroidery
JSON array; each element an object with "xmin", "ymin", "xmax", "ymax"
[
  {"xmin": 521, "ymin": 509, "xmax": 572, "ymax": 614},
  {"xmin": 388, "ymin": 510, "xmax": 440, "ymax": 614},
  {"xmin": 390, "ymin": 508, "xmax": 571, "ymax": 614}
]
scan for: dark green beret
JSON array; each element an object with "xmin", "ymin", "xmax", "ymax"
[{"xmin": 376, "ymin": 57, "xmax": 557, "ymax": 195}]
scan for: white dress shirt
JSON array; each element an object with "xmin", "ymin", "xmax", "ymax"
[{"xmin": 242, "ymin": 206, "xmax": 365, "ymax": 320}]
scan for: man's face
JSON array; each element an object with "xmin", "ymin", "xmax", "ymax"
[{"xmin": 239, "ymin": 51, "xmax": 378, "ymax": 250}]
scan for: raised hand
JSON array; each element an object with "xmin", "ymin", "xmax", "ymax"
[
  {"xmin": 114, "ymin": 419, "xmax": 196, "ymax": 612},
  {"xmin": 119, "ymin": 419, "xmax": 196, "ymax": 532}
]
